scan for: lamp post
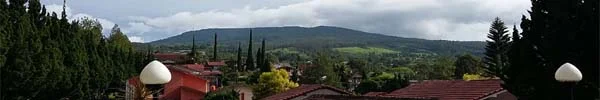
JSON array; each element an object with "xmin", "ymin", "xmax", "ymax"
[
  {"xmin": 140, "ymin": 60, "xmax": 172, "ymax": 100},
  {"xmin": 554, "ymin": 62, "xmax": 582, "ymax": 100}
]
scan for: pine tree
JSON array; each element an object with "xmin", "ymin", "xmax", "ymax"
[
  {"xmin": 483, "ymin": 17, "xmax": 510, "ymax": 79},
  {"xmin": 504, "ymin": 0, "xmax": 598, "ymax": 99},
  {"xmin": 511, "ymin": 25, "xmax": 519, "ymax": 42},
  {"xmin": 245, "ymin": 30, "xmax": 254, "ymax": 71}
]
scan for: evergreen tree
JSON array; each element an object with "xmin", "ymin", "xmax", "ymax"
[
  {"xmin": 0, "ymin": 1, "xmax": 146, "ymax": 99},
  {"xmin": 245, "ymin": 30, "xmax": 254, "ymax": 71},
  {"xmin": 256, "ymin": 48, "xmax": 262, "ymax": 71},
  {"xmin": 236, "ymin": 42, "xmax": 242, "ymax": 72},
  {"xmin": 504, "ymin": 0, "xmax": 598, "ymax": 99},
  {"xmin": 483, "ymin": 17, "xmax": 510, "ymax": 79},
  {"xmin": 511, "ymin": 25, "xmax": 519, "ymax": 42},
  {"xmin": 212, "ymin": 33, "xmax": 218, "ymax": 61}
]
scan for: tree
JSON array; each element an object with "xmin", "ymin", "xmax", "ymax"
[
  {"xmin": 300, "ymin": 53, "xmax": 340, "ymax": 87},
  {"xmin": 454, "ymin": 54, "xmax": 483, "ymax": 79},
  {"xmin": 258, "ymin": 39, "xmax": 270, "ymax": 73},
  {"xmin": 253, "ymin": 69, "xmax": 299, "ymax": 99},
  {"xmin": 504, "ymin": 0, "xmax": 598, "ymax": 99},
  {"xmin": 212, "ymin": 33, "xmax": 218, "ymax": 61},
  {"xmin": 236, "ymin": 42, "xmax": 242, "ymax": 72},
  {"xmin": 0, "ymin": 1, "xmax": 146, "ymax": 98},
  {"xmin": 483, "ymin": 17, "xmax": 510, "ymax": 79},
  {"xmin": 204, "ymin": 89, "xmax": 239, "ymax": 100},
  {"xmin": 245, "ymin": 30, "xmax": 254, "ymax": 71}
]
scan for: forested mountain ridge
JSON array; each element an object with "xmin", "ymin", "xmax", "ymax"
[{"xmin": 149, "ymin": 26, "xmax": 484, "ymax": 56}]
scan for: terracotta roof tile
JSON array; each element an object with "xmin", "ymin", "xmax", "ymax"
[
  {"xmin": 184, "ymin": 64, "xmax": 204, "ymax": 72},
  {"xmin": 207, "ymin": 61, "xmax": 226, "ymax": 66},
  {"xmin": 383, "ymin": 79, "xmax": 504, "ymax": 100},
  {"xmin": 364, "ymin": 92, "xmax": 388, "ymax": 96},
  {"xmin": 263, "ymin": 84, "xmax": 352, "ymax": 100}
]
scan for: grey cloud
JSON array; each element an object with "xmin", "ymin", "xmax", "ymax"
[{"xmin": 42, "ymin": 0, "xmax": 531, "ymax": 42}]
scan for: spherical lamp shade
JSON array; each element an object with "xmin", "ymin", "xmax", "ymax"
[
  {"xmin": 140, "ymin": 60, "xmax": 172, "ymax": 84},
  {"xmin": 554, "ymin": 63, "xmax": 583, "ymax": 82}
]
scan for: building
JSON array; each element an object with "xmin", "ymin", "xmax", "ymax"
[
  {"xmin": 368, "ymin": 79, "xmax": 516, "ymax": 100},
  {"xmin": 153, "ymin": 53, "xmax": 190, "ymax": 64},
  {"xmin": 162, "ymin": 68, "xmax": 210, "ymax": 100},
  {"xmin": 263, "ymin": 84, "xmax": 352, "ymax": 100},
  {"xmin": 125, "ymin": 64, "xmax": 224, "ymax": 100}
]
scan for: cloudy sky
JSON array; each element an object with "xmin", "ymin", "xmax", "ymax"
[{"xmin": 40, "ymin": 0, "xmax": 531, "ymax": 42}]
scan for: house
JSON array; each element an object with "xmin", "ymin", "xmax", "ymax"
[
  {"xmin": 370, "ymin": 79, "xmax": 516, "ymax": 100},
  {"xmin": 262, "ymin": 84, "xmax": 352, "ymax": 100},
  {"xmin": 162, "ymin": 67, "xmax": 210, "ymax": 100},
  {"xmin": 125, "ymin": 64, "xmax": 222, "ymax": 100},
  {"xmin": 206, "ymin": 61, "xmax": 226, "ymax": 71},
  {"xmin": 303, "ymin": 94, "xmax": 436, "ymax": 100},
  {"xmin": 153, "ymin": 53, "xmax": 190, "ymax": 64}
]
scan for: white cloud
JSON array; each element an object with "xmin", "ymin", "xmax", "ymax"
[
  {"xmin": 122, "ymin": 22, "xmax": 152, "ymax": 36},
  {"xmin": 127, "ymin": 0, "xmax": 530, "ymax": 41},
  {"xmin": 128, "ymin": 36, "xmax": 144, "ymax": 43},
  {"xmin": 46, "ymin": 4, "xmax": 116, "ymax": 35}
]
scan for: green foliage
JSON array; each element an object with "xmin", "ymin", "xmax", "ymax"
[
  {"xmin": 149, "ymin": 26, "xmax": 485, "ymax": 56},
  {"xmin": 354, "ymin": 72, "xmax": 410, "ymax": 94},
  {"xmin": 253, "ymin": 69, "xmax": 299, "ymax": 99},
  {"xmin": 245, "ymin": 30, "xmax": 254, "ymax": 71},
  {"xmin": 204, "ymin": 89, "xmax": 240, "ymax": 100},
  {"xmin": 483, "ymin": 17, "xmax": 510, "ymax": 79},
  {"xmin": 504, "ymin": 0, "xmax": 598, "ymax": 99},
  {"xmin": 454, "ymin": 54, "xmax": 484, "ymax": 79},
  {"xmin": 409, "ymin": 57, "xmax": 455, "ymax": 80},
  {"xmin": 0, "ymin": 1, "xmax": 146, "ymax": 99},
  {"xmin": 333, "ymin": 47, "xmax": 398, "ymax": 54},
  {"xmin": 300, "ymin": 53, "xmax": 341, "ymax": 87}
]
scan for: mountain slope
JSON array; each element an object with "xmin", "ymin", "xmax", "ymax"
[{"xmin": 149, "ymin": 26, "xmax": 484, "ymax": 55}]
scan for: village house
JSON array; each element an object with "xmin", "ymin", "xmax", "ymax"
[
  {"xmin": 366, "ymin": 79, "xmax": 517, "ymax": 100},
  {"xmin": 263, "ymin": 84, "xmax": 353, "ymax": 100}
]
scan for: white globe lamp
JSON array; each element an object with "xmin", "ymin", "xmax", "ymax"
[
  {"xmin": 554, "ymin": 63, "xmax": 582, "ymax": 82},
  {"xmin": 139, "ymin": 60, "xmax": 171, "ymax": 100}
]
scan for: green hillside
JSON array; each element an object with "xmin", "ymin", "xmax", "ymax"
[{"xmin": 148, "ymin": 26, "xmax": 485, "ymax": 56}]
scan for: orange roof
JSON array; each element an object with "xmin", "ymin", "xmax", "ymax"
[
  {"xmin": 207, "ymin": 61, "xmax": 226, "ymax": 66},
  {"xmin": 383, "ymin": 79, "xmax": 505, "ymax": 100},
  {"xmin": 364, "ymin": 92, "xmax": 387, "ymax": 96},
  {"xmin": 184, "ymin": 64, "xmax": 205, "ymax": 72},
  {"xmin": 154, "ymin": 53, "xmax": 188, "ymax": 63},
  {"xmin": 263, "ymin": 84, "xmax": 352, "ymax": 100}
]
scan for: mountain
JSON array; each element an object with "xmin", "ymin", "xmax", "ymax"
[{"xmin": 148, "ymin": 26, "xmax": 485, "ymax": 55}]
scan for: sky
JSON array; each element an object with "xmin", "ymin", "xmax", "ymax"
[{"xmin": 40, "ymin": 0, "xmax": 532, "ymax": 42}]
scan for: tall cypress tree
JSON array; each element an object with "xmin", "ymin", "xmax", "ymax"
[
  {"xmin": 511, "ymin": 25, "xmax": 519, "ymax": 42},
  {"xmin": 256, "ymin": 47, "xmax": 262, "ymax": 71},
  {"xmin": 245, "ymin": 30, "xmax": 254, "ymax": 71},
  {"xmin": 483, "ymin": 17, "xmax": 510, "ymax": 79},
  {"xmin": 212, "ymin": 33, "xmax": 217, "ymax": 61},
  {"xmin": 236, "ymin": 42, "xmax": 242, "ymax": 71},
  {"xmin": 258, "ymin": 39, "xmax": 270, "ymax": 72}
]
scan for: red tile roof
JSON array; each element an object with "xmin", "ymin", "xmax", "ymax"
[
  {"xmin": 263, "ymin": 84, "xmax": 352, "ymax": 100},
  {"xmin": 364, "ymin": 92, "xmax": 387, "ymax": 96},
  {"xmin": 184, "ymin": 64, "xmax": 205, "ymax": 72},
  {"xmin": 383, "ymin": 79, "xmax": 504, "ymax": 100},
  {"xmin": 305, "ymin": 94, "xmax": 437, "ymax": 100},
  {"xmin": 207, "ymin": 61, "xmax": 226, "ymax": 66},
  {"xmin": 154, "ymin": 53, "xmax": 188, "ymax": 63}
]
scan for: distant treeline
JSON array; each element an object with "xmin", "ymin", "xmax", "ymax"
[{"xmin": 0, "ymin": 0, "xmax": 149, "ymax": 99}]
